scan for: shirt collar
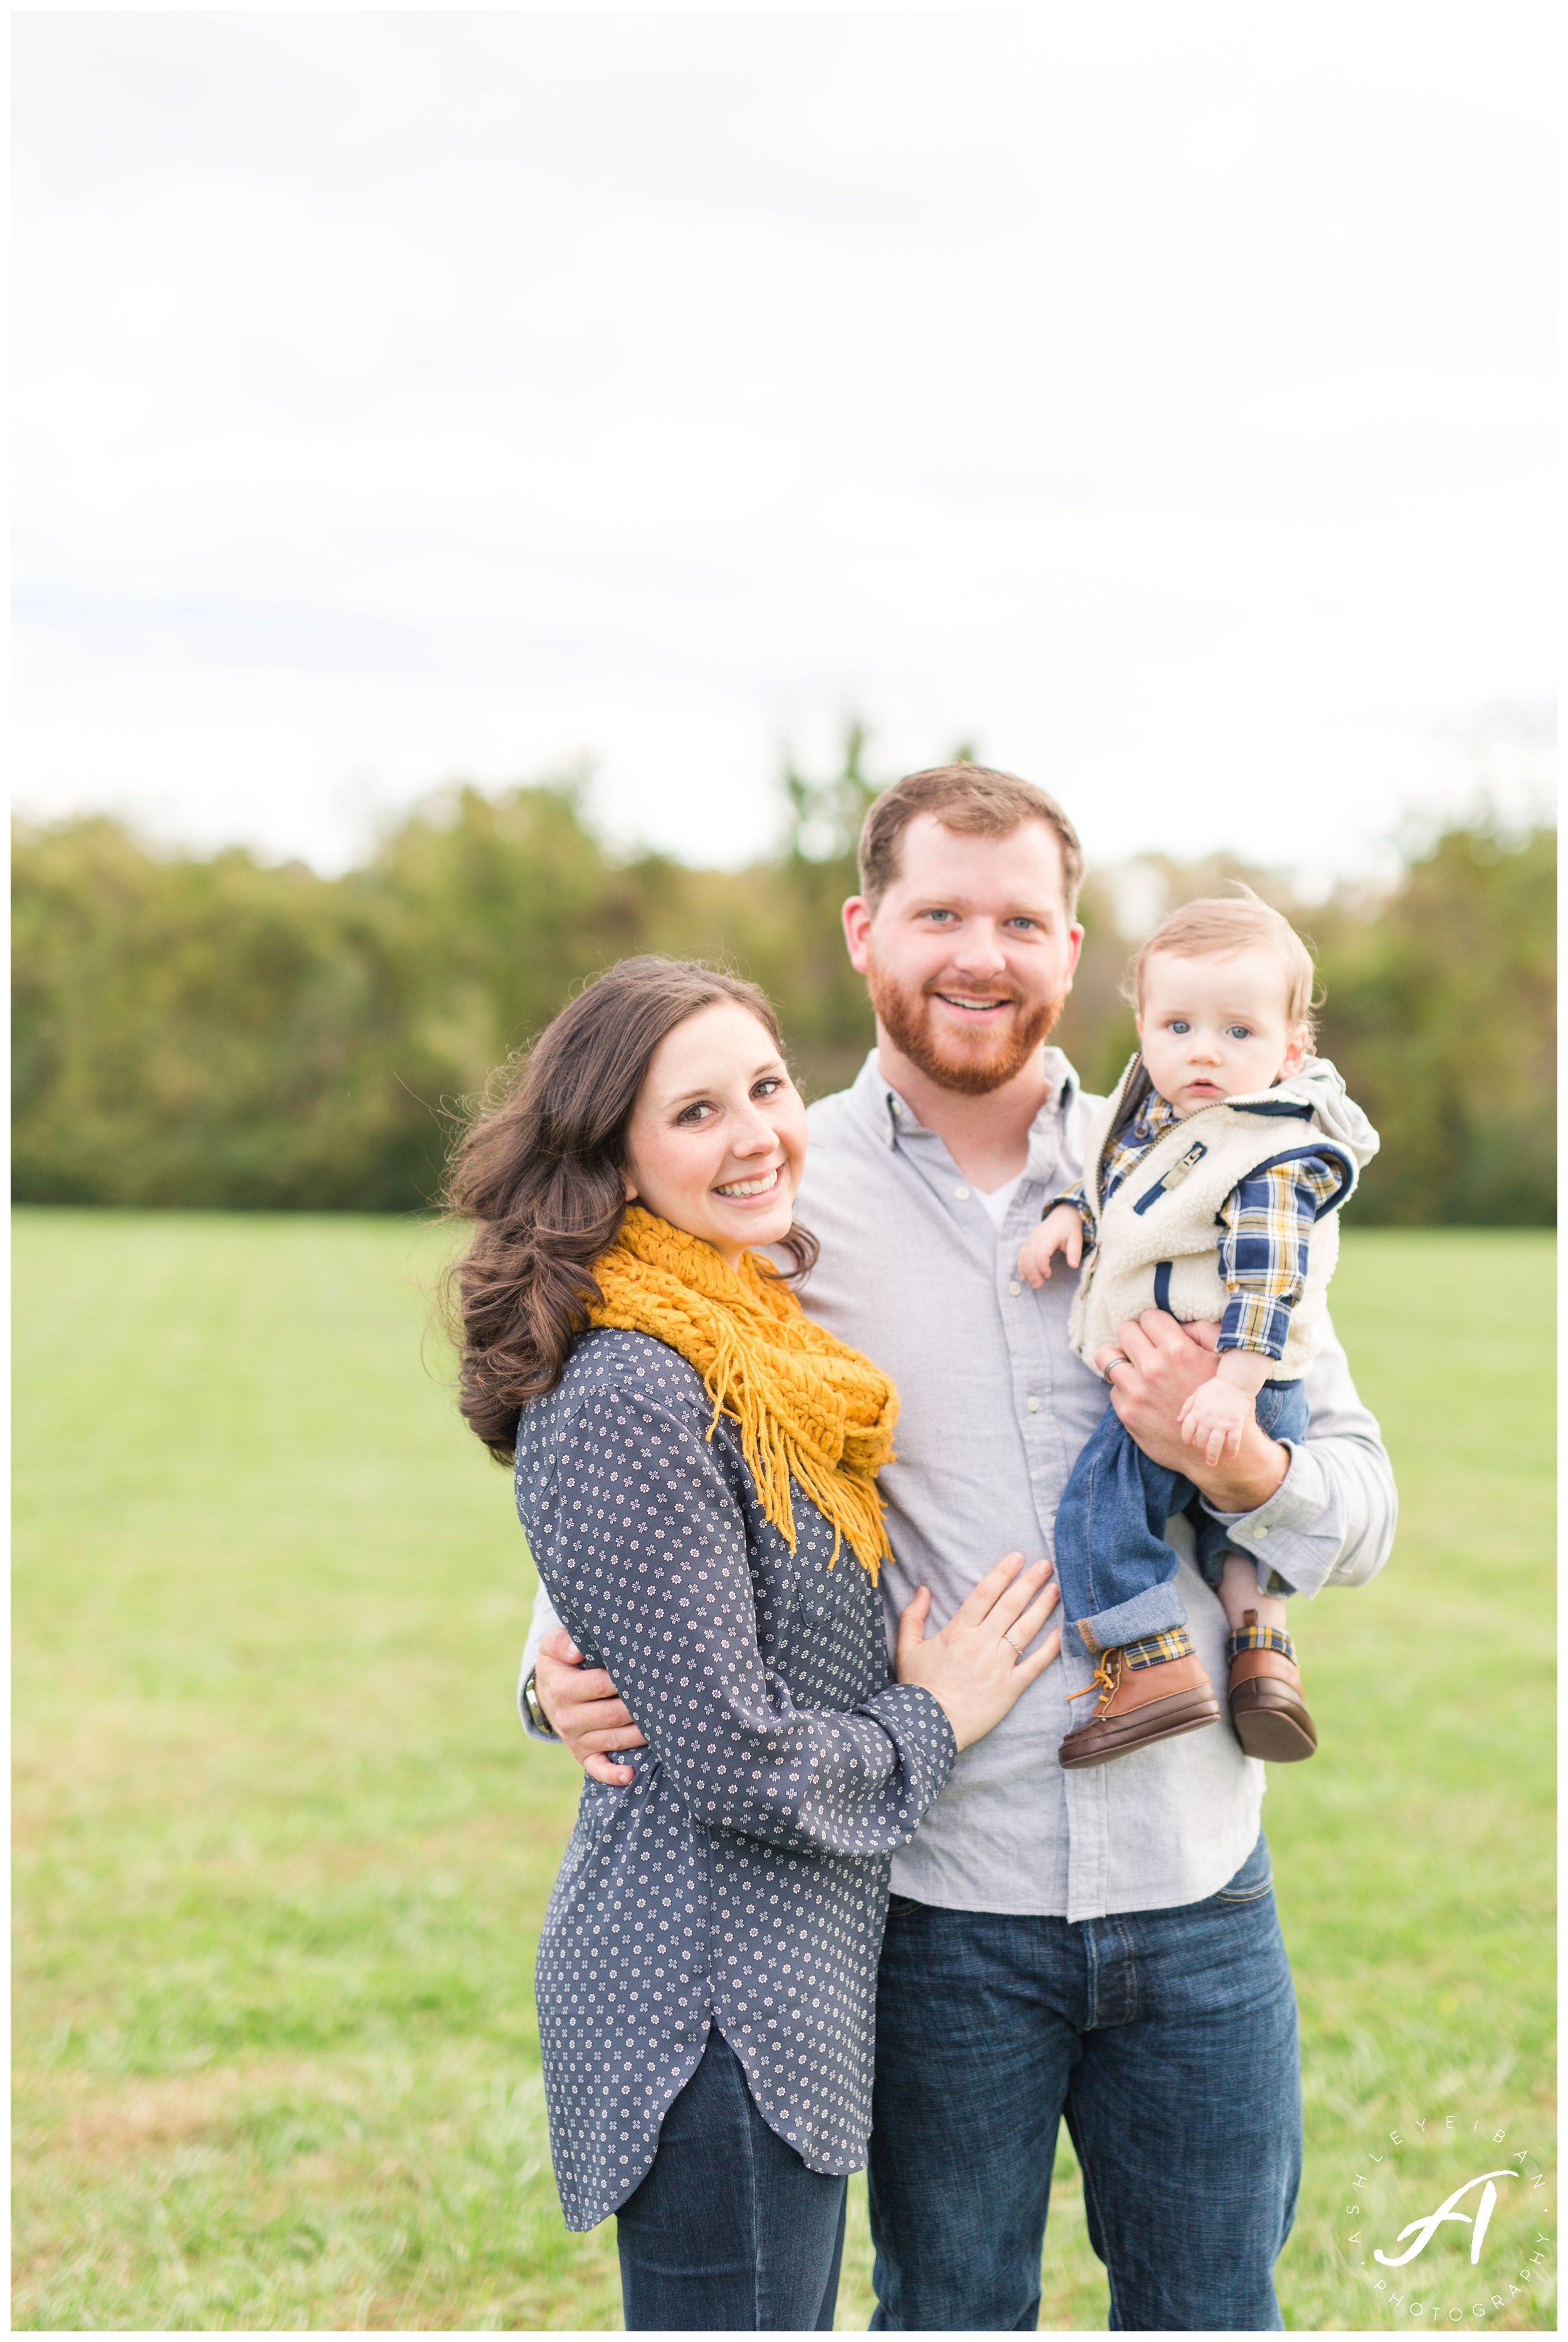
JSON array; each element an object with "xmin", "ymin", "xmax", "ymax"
[
  {"xmin": 845, "ymin": 1044, "xmax": 1081, "ymax": 1154},
  {"xmin": 1127, "ymin": 1089, "xmax": 1182, "ymax": 1145}
]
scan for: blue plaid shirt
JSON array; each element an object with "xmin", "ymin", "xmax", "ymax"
[{"xmin": 1065, "ymin": 1091, "xmax": 1343, "ymax": 1364}]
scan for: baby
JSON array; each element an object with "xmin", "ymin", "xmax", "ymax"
[{"xmin": 1019, "ymin": 892, "xmax": 1379, "ymax": 1769}]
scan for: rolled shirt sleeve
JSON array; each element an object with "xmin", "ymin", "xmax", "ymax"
[
  {"xmin": 523, "ymin": 1379, "xmax": 956, "ymax": 1855},
  {"xmin": 1199, "ymin": 1310, "xmax": 1397, "ymax": 1598}
]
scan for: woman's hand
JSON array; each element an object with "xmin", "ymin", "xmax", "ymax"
[
  {"xmin": 894, "ymin": 1551, "xmax": 1061, "ymax": 1751},
  {"xmin": 534, "ymin": 1626, "xmax": 649, "ymax": 1786}
]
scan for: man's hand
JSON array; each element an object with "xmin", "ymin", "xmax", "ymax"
[
  {"xmin": 533, "ymin": 1625, "xmax": 647, "ymax": 1786},
  {"xmin": 1094, "ymin": 1311, "xmax": 1290, "ymax": 1513}
]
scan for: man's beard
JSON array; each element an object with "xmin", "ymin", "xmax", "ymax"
[{"xmin": 866, "ymin": 953, "xmax": 1067, "ymax": 1097}]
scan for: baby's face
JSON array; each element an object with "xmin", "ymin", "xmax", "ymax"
[{"xmin": 1136, "ymin": 948, "xmax": 1307, "ymax": 1116}]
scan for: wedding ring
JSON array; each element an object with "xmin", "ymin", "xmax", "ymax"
[
  {"xmin": 1103, "ymin": 1350, "xmax": 1130, "ymax": 1375},
  {"xmin": 1003, "ymin": 1629, "xmax": 1023, "ymax": 1658}
]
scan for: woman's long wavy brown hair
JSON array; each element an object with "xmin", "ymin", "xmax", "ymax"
[{"xmin": 443, "ymin": 956, "xmax": 818, "ymax": 1461}]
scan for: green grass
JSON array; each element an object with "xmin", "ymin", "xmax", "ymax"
[{"xmin": 12, "ymin": 1214, "xmax": 1555, "ymax": 2330}]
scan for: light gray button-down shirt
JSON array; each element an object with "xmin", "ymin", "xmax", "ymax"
[{"xmin": 521, "ymin": 1047, "xmax": 1396, "ymax": 1922}]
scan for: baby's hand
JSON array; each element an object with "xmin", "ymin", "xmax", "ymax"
[
  {"xmin": 1018, "ymin": 1204, "xmax": 1085, "ymax": 1290},
  {"xmin": 1177, "ymin": 1375, "xmax": 1254, "ymax": 1468}
]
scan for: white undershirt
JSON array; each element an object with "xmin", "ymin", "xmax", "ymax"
[{"xmin": 975, "ymin": 1173, "xmax": 1024, "ymax": 1229}]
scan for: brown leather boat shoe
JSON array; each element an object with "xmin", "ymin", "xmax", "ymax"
[
  {"xmin": 1057, "ymin": 1635, "xmax": 1224, "ymax": 1769},
  {"xmin": 1227, "ymin": 1613, "xmax": 1318, "ymax": 1762}
]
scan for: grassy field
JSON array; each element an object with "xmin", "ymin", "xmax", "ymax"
[{"xmin": 12, "ymin": 1212, "xmax": 1555, "ymax": 2331}]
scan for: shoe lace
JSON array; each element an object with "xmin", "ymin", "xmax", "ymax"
[{"xmin": 1067, "ymin": 1650, "xmax": 1120, "ymax": 1704}]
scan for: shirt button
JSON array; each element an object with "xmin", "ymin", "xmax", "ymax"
[
  {"xmin": 1009, "ymin": 1279, "xmax": 1022, "ymax": 1296},
  {"xmin": 1254, "ymin": 1525, "xmax": 1270, "ymax": 1539},
  {"xmin": 954, "ymin": 1184, "xmax": 971, "ymax": 1200},
  {"xmin": 1027, "ymin": 1396, "xmax": 1041, "ymax": 1412}
]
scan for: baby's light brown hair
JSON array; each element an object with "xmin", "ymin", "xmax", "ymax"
[{"xmin": 1125, "ymin": 890, "xmax": 1320, "ymax": 1047}]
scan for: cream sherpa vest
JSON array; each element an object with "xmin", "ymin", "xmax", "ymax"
[{"xmin": 1067, "ymin": 1054, "xmax": 1377, "ymax": 1382}]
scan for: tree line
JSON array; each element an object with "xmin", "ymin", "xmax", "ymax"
[{"xmin": 11, "ymin": 739, "xmax": 1555, "ymax": 1224}]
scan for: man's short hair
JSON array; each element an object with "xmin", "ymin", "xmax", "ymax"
[
  {"xmin": 856, "ymin": 764, "xmax": 1084, "ymax": 916},
  {"xmin": 1128, "ymin": 890, "xmax": 1320, "ymax": 1042}
]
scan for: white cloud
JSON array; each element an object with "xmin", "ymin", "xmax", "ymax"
[{"xmin": 12, "ymin": 6, "xmax": 1556, "ymax": 873}]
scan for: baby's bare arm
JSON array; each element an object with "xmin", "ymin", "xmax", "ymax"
[
  {"xmin": 1179, "ymin": 1346, "xmax": 1274, "ymax": 1466},
  {"xmin": 1214, "ymin": 1349, "xmax": 1271, "ymax": 1398},
  {"xmin": 1019, "ymin": 1203, "xmax": 1086, "ymax": 1290}
]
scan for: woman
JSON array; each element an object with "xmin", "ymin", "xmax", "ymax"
[{"xmin": 446, "ymin": 957, "xmax": 1061, "ymax": 2331}]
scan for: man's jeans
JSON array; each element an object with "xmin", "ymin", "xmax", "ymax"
[
  {"xmin": 866, "ymin": 1834, "xmax": 1300, "ymax": 2331},
  {"xmin": 616, "ymin": 2027, "xmax": 847, "ymax": 2331},
  {"xmin": 1053, "ymin": 1379, "xmax": 1310, "ymax": 1651}
]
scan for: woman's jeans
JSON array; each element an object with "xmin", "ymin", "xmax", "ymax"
[
  {"xmin": 1053, "ymin": 1378, "xmax": 1310, "ymax": 1650},
  {"xmin": 866, "ymin": 1833, "xmax": 1301, "ymax": 2331},
  {"xmin": 615, "ymin": 2028, "xmax": 847, "ymax": 2331}
]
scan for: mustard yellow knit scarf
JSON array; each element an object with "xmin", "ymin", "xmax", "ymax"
[{"xmin": 588, "ymin": 1205, "xmax": 899, "ymax": 1580}]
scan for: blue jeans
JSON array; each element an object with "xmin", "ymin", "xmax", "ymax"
[
  {"xmin": 866, "ymin": 1834, "xmax": 1300, "ymax": 2330},
  {"xmin": 616, "ymin": 2027, "xmax": 847, "ymax": 2331},
  {"xmin": 1053, "ymin": 1379, "xmax": 1310, "ymax": 1650}
]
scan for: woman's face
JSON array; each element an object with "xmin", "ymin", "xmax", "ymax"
[{"xmin": 623, "ymin": 1001, "xmax": 808, "ymax": 1269}]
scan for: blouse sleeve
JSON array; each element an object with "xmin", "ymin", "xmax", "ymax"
[{"xmin": 521, "ymin": 1377, "xmax": 956, "ymax": 1858}]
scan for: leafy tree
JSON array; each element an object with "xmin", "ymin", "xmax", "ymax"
[
  {"xmin": 11, "ymin": 760, "xmax": 1554, "ymax": 1222},
  {"xmin": 354, "ymin": 778, "xmax": 681, "ymax": 1084},
  {"xmin": 725, "ymin": 725, "xmax": 881, "ymax": 1098},
  {"xmin": 1308, "ymin": 823, "xmax": 1555, "ymax": 1224},
  {"xmin": 13, "ymin": 818, "xmax": 440, "ymax": 1209}
]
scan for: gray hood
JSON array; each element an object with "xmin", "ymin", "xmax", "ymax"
[{"xmin": 1267, "ymin": 1055, "xmax": 1380, "ymax": 1168}]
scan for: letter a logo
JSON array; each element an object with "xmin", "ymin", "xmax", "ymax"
[{"xmin": 1374, "ymin": 2171, "xmax": 1516, "ymax": 2269}]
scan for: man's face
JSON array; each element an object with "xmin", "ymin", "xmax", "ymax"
[{"xmin": 843, "ymin": 813, "xmax": 1084, "ymax": 1095}]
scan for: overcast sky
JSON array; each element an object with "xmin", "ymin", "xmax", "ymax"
[{"xmin": 13, "ymin": 6, "xmax": 1556, "ymax": 880}]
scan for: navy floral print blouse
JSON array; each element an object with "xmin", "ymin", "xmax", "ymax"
[{"xmin": 516, "ymin": 1328, "xmax": 956, "ymax": 2232}]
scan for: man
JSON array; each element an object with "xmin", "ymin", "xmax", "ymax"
[{"xmin": 520, "ymin": 765, "xmax": 1396, "ymax": 2330}]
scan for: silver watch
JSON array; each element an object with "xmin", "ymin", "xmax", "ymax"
[{"xmin": 521, "ymin": 1670, "xmax": 556, "ymax": 1737}]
